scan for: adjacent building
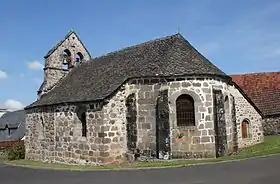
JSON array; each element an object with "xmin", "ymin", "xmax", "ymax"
[{"xmin": 231, "ymin": 72, "xmax": 280, "ymax": 135}]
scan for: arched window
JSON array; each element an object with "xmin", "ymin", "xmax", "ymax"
[
  {"xmin": 241, "ymin": 119, "xmax": 249, "ymax": 138},
  {"xmin": 75, "ymin": 52, "xmax": 84, "ymax": 63},
  {"xmin": 62, "ymin": 49, "xmax": 72, "ymax": 69},
  {"xmin": 63, "ymin": 49, "xmax": 71, "ymax": 57},
  {"xmin": 176, "ymin": 94, "xmax": 195, "ymax": 126}
]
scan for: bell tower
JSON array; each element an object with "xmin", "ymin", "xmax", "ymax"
[{"xmin": 37, "ymin": 30, "xmax": 91, "ymax": 98}]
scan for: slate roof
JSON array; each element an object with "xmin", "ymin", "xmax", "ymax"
[
  {"xmin": 37, "ymin": 81, "xmax": 46, "ymax": 93},
  {"xmin": 231, "ymin": 72, "xmax": 280, "ymax": 117},
  {"xmin": 44, "ymin": 30, "xmax": 92, "ymax": 59},
  {"xmin": 26, "ymin": 33, "xmax": 229, "ymax": 109},
  {"xmin": 0, "ymin": 110, "xmax": 26, "ymax": 141}
]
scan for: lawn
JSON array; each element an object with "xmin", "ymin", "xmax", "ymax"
[{"xmin": 5, "ymin": 135, "xmax": 280, "ymax": 171}]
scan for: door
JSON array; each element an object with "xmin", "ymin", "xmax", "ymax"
[
  {"xmin": 156, "ymin": 90, "xmax": 171, "ymax": 159},
  {"xmin": 213, "ymin": 89, "xmax": 227, "ymax": 157}
]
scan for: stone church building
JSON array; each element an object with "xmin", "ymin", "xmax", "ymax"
[{"xmin": 24, "ymin": 31, "xmax": 264, "ymax": 165}]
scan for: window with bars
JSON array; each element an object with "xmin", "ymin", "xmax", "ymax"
[{"xmin": 176, "ymin": 94, "xmax": 195, "ymax": 126}]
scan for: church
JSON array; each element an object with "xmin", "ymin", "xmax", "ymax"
[{"xmin": 24, "ymin": 31, "xmax": 264, "ymax": 165}]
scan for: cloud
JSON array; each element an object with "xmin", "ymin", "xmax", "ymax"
[
  {"xmin": 27, "ymin": 61, "xmax": 43, "ymax": 70},
  {"xmin": 4, "ymin": 99, "xmax": 24, "ymax": 111},
  {"xmin": 0, "ymin": 70, "xmax": 8, "ymax": 79},
  {"xmin": 19, "ymin": 73, "xmax": 25, "ymax": 78}
]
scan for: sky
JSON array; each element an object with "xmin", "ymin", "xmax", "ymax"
[{"xmin": 0, "ymin": 0, "xmax": 280, "ymax": 111}]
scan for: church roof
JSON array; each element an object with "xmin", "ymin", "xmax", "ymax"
[
  {"xmin": 231, "ymin": 72, "xmax": 280, "ymax": 117},
  {"xmin": 43, "ymin": 30, "xmax": 92, "ymax": 59},
  {"xmin": 26, "ymin": 33, "xmax": 229, "ymax": 109}
]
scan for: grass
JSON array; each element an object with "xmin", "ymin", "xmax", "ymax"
[{"xmin": 5, "ymin": 135, "xmax": 280, "ymax": 171}]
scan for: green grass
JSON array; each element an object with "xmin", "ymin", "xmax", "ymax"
[{"xmin": 5, "ymin": 135, "xmax": 280, "ymax": 171}]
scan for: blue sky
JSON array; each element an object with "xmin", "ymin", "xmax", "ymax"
[{"xmin": 0, "ymin": 0, "xmax": 280, "ymax": 110}]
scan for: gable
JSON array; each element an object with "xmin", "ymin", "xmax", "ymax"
[
  {"xmin": 26, "ymin": 33, "xmax": 229, "ymax": 109},
  {"xmin": 44, "ymin": 30, "xmax": 92, "ymax": 59},
  {"xmin": 231, "ymin": 72, "xmax": 280, "ymax": 117}
]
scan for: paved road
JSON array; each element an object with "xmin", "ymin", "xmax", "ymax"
[{"xmin": 0, "ymin": 155, "xmax": 280, "ymax": 184}]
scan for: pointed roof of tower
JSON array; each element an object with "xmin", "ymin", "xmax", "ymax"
[{"xmin": 43, "ymin": 29, "xmax": 92, "ymax": 59}]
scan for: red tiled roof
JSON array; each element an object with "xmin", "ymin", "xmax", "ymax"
[{"xmin": 231, "ymin": 72, "xmax": 280, "ymax": 117}]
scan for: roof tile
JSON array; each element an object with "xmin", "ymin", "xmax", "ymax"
[
  {"xmin": 26, "ymin": 33, "xmax": 229, "ymax": 109},
  {"xmin": 231, "ymin": 72, "xmax": 280, "ymax": 117}
]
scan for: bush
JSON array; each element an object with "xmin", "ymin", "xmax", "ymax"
[{"xmin": 7, "ymin": 144, "xmax": 25, "ymax": 161}]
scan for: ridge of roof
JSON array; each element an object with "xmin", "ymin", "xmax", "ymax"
[
  {"xmin": 43, "ymin": 30, "xmax": 92, "ymax": 59},
  {"xmin": 26, "ymin": 33, "xmax": 228, "ymax": 109},
  {"xmin": 92, "ymin": 33, "xmax": 182, "ymax": 60},
  {"xmin": 231, "ymin": 71, "xmax": 280, "ymax": 76},
  {"xmin": 230, "ymin": 81, "xmax": 264, "ymax": 118}
]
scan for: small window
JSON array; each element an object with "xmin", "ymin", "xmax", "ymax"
[
  {"xmin": 62, "ymin": 49, "xmax": 72, "ymax": 69},
  {"xmin": 75, "ymin": 52, "xmax": 84, "ymax": 62},
  {"xmin": 81, "ymin": 112, "xmax": 87, "ymax": 137},
  {"xmin": 40, "ymin": 116, "xmax": 44, "ymax": 128},
  {"xmin": 176, "ymin": 94, "xmax": 195, "ymax": 126},
  {"xmin": 63, "ymin": 49, "xmax": 71, "ymax": 56},
  {"xmin": 241, "ymin": 119, "xmax": 249, "ymax": 138}
]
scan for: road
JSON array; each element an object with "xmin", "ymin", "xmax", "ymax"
[{"xmin": 0, "ymin": 155, "xmax": 280, "ymax": 184}]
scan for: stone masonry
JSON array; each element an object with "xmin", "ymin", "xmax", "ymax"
[
  {"xmin": 25, "ymin": 88, "xmax": 127, "ymax": 165},
  {"xmin": 229, "ymin": 85, "xmax": 264, "ymax": 148},
  {"xmin": 125, "ymin": 77, "xmax": 240, "ymax": 159},
  {"xmin": 39, "ymin": 32, "xmax": 91, "ymax": 97},
  {"xmin": 262, "ymin": 117, "xmax": 280, "ymax": 135},
  {"xmin": 25, "ymin": 75, "xmax": 264, "ymax": 165}
]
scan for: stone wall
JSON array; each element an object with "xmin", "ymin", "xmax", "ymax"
[
  {"xmin": 126, "ymin": 77, "xmax": 237, "ymax": 159},
  {"xmin": 262, "ymin": 117, "xmax": 280, "ymax": 135},
  {"xmin": 25, "ymin": 87, "xmax": 127, "ymax": 165},
  {"xmin": 168, "ymin": 80, "xmax": 216, "ymax": 159},
  {"xmin": 26, "ymin": 76, "xmax": 265, "ymax": 165},
  {"xmin": 228, "ymin": 85, "xmax": 264, "ymax": 148},
  {"xmin": 39, "ymin": 32, "xmax": 91, "ymax": 96}
]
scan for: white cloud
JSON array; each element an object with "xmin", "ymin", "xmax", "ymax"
[
  {"xmin": 4, "ymin": 99, "xmax": 24, "ymax": 111},
  {"xmin": 0, "ymin": 70, "xmax": 8, "ymax": 79},
  {"xmin": 27, "ymin": 61, "xmax": 43, "ymax": 71}
]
